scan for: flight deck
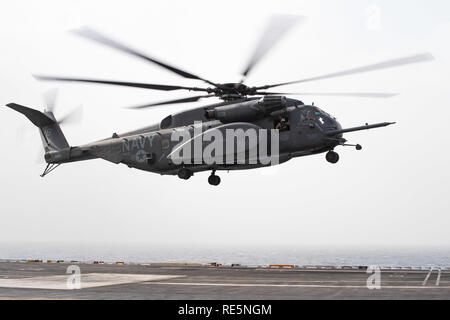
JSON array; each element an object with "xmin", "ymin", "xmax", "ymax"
[{"xmin": 0, "ymin": 260, "xmax": 449, "ymax": 300}]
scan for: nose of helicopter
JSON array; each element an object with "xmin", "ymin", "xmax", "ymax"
[
  {"xmin": 327, "ymin": 118, "xmax": 345, "ymax": 145},
  {"xmin": 333, "ymin": 119, "xmax": 343, "ymax": 136},
  {"xmin": 329, "ymin": 120, "xmax": 346, "ymax": 148}
]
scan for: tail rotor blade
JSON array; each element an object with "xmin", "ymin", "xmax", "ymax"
[
  {"xmin": 42, "ymin": 88, "xmax": 59, "ymax": 112},
  {"xmin": 16, "ymin": 125, "xmax": 26, "ymax": 143},
  {"xmin": 35, "ymin": 145, "xmax": 45, "ymax": 164},
  {"xmin": 58, "ymin": 105, "xmax": 84, "ymax": 125}
]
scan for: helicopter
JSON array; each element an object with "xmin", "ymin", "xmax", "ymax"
[{"xmin": 5, "ymin": 16, "xmax": 433, "ymax": 186}]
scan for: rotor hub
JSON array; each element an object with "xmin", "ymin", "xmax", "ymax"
[{"xmin": 211, "ymin": 83, "xmax": 260, "ymax": 100}]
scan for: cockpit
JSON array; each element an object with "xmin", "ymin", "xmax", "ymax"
[{"xmin": 301, "ymin": 106, "xmax": 339, "ymax": 130}]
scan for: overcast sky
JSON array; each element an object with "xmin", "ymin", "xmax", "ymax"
[{"xmin": 0, "ymin": 0, "xmax": 449, "ymax": 249}]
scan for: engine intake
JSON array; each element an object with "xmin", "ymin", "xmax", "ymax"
[
  {"xmin": 259, "ymin": 96, "xmax": 287, "ymax": 114},
  {"xmin": 206, "ymin": 96, "xmax": 287, "ymax": 123}
]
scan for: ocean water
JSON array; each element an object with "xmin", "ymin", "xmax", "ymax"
[{"xmin": 1, "ymin": 243, "xmax": 449, "ymax": 267}]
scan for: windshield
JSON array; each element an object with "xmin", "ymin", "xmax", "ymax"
[
  {"xmin": 315, "ymin": 107, "xmax": 333, "ymax": 119},
  {"xmin": 313, "ymin": 108, "xmax": 337, "ymax": 129}
]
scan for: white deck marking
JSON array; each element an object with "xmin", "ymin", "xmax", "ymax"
[
  {"xmin": 150, "ymin": 282, "xmax": 450, "ymax": 290},
  {"xmin": 0, "ymin": 274, "xmax": 183, "ymax": 290},
  {"xmin": 436, "ymin": 269, "xmax": 442, "ymax": 286},
  {"xmin": 423, "ymin": 268, "xmax": 433, "ymax": 286}
]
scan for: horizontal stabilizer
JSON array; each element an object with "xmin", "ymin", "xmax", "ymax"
[{"xmin": 6, "ymin": 103, "xmax": 55, "ymax": 128}]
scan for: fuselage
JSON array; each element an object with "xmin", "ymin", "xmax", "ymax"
[{"xmin": 47, "ymin": 98, "xmax": 343, "ymax": 176}]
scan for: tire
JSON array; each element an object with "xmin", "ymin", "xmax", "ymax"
[
  {"xmin": 208, "ymin": 175, "xmax": 221, "ymax": 186},
  {"xmin": 177, "ymin": 168, "xmax": 192, "ymax": 180},
  {"xmin": 326, "ymin": 151, "xmax": 339, "ymax": 164}
]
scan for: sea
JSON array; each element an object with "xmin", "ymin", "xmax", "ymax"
[{"xmin": 0, "ymin": 243, "xmax": 449, "ymax": 267}]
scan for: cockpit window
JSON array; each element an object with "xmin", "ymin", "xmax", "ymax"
[
  {"xmin": 316, "ymin": 108, "xmax": 332, "ymax": 118},
  {"xmin": 315, "ymin": 110, "xmax": 337, "ymax": 129},
  {"xmin": 300, "ymin": 107, "xmax": 336, "ymax": 129},
  {"xmin": 317, "ymin": 115, "xmax": 325, "ymax": 125},
  {"xmin": 301, "ymin": 109, "xmax": 315, "ymax": 123}
]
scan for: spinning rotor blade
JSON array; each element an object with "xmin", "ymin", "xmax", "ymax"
[
  {"xmin": 257, "ymin": 52, "xmax": 435, "ymax": 90},
  {"xmin": 58, "ymin": 105, "xmax": 84, "ymax": 125},
  {"xmin": 41, "ymin": 88, "xmax": 84, "ymax": 125},
  {"xmin": 72, "ymin": 27, "xmax": 218, "ymax": 86},
  {"xmin": 126, "ymin": 94, "xmax": 215, "ymax": 110},
  {"xmin": 241, "ymin": 14, "xmax": 304, "ymax": 80},
  {"xmin": 256, "ymin": 92, "xmax": 399, "ymax": 98},
  {"xmin": 34, "ymin": 75, "xmax": 210, "ymax": 92},
  {"xmin": 36, "ymin": 146, "xmax": 45, "ymax": 164},
  {"xmin": 42, "ymin": 88, "xmax": 59, "ymax": 112}
]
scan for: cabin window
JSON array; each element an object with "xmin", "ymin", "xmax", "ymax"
[{"xmin": 274, "ymin": 116, "xmax": 290, "ymax": 132}]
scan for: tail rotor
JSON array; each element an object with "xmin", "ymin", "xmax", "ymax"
[
  {"xmin": 42, "ymin": 88, "xmax": 84, "ymax": 126},
  {"xmin": 7, "ymin": 88, "xmax": 84, "ymax": 167}
]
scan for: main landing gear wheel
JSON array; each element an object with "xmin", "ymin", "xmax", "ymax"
[
  {"xmin": 208, "ymin": 172, "xmax": 221, "ymax": 186},
  {"xmin": 326, "ymin": 151, "xmax": 340, "ymax": 164},
  {"xmin": 177, "ymin": 168, "xmax": 193, "ymax": 180}
]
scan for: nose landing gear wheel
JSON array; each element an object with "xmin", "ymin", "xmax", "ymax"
[
  {"xmin": 326, "ymin": 151, "xmax": 340, "ymax": 164},
  {"xmin": 208, "ymin": 173, "xmax": 221, "ymax": 186}
]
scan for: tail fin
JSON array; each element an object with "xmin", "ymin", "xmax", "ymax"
[{"xmin": 6, "ymin": 103, "xmax": 69, "ymax": 152}]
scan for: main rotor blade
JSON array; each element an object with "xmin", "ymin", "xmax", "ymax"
[
  {"xmin": 257, "ymin": 52, "xmax": 435, "ymax": 90},
  {"xmin": 241, "ymin": 14, "xmax": 305, "ymax": 80},
  {"xmin": 126, "ymin": 94, "xmax": 215, "ymax": 110},
  {"xmin": 34, "ymin": 75, "xmax": 210, "ymax": 92},
  {"xmin": 256, "ymin": 92, "xmax": 399, "ymax": 98},
  {"xmin": 72, "ymin": 27, "xmax": 218, "ymax": 86}
]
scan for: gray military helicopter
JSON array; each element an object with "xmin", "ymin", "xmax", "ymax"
[{"xmin": 6, "ymin": 17, "xmax": 433, "ymax": 185}]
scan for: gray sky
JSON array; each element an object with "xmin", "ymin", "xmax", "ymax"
[{"xmin": 0, "ymin": 0, "xmax": 449, "ymax": 248}]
